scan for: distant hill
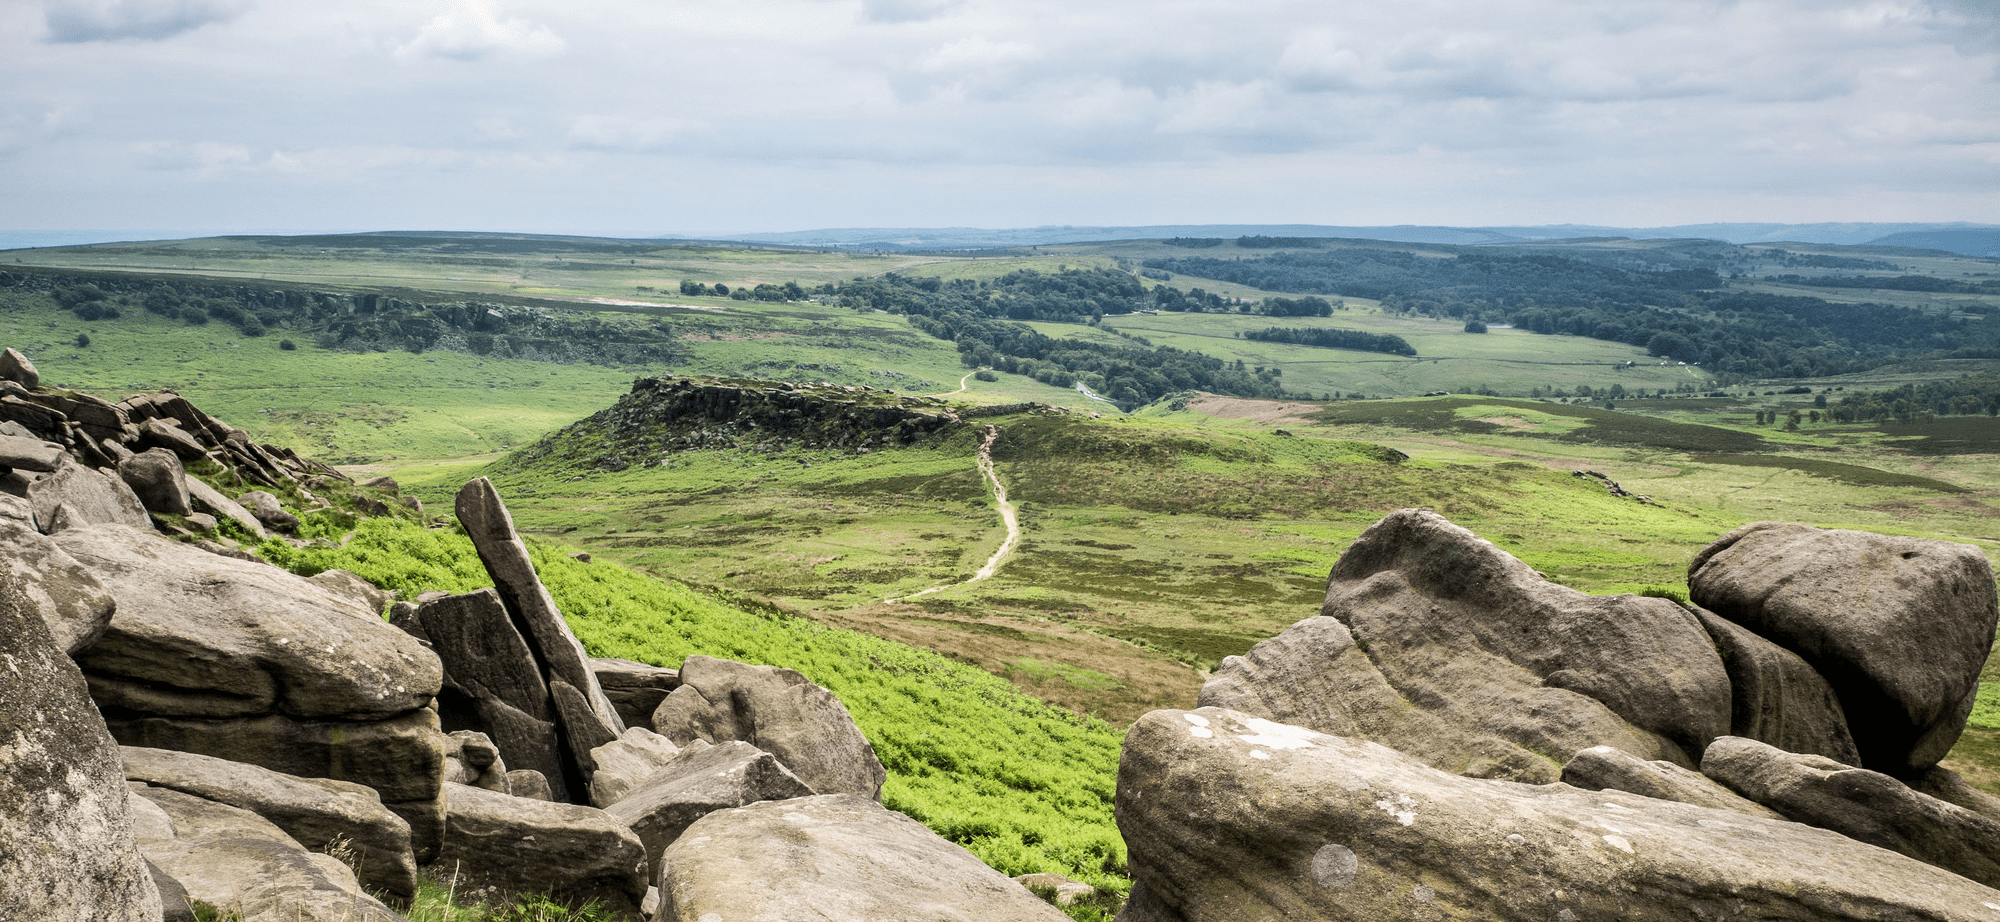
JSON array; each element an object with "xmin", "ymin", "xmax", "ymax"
[
  {"xmin": 1864, "ymin": 229, "xmax": 2000, "ymax": 259},
  {"xmin": 701, "ymin": 222, "xmax": 2000, "ymax": 251}
]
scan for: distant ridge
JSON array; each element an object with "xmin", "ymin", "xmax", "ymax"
[{"xmin": 699, "ymin": 222, "xmax": 2000, "ymax": 251}]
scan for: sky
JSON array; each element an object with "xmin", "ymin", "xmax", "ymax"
[{"xmin": 2, "ymin": 0, "xmax": 1995, "ymax": 238}]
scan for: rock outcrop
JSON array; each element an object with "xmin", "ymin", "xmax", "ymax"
[
  {"xmin": 1559, "ymin": 745, "xmax": 1780, "ymax": 819},
  {"xmin": 1115, "ymin": 707, "xmax": 2000, "ymax": 922},
  {"xmin": 653, "ymin": 654, "xmax": 887, "ymax": 799},
  {"xmin": 602, "ymin": 740, "xmax": 815, "ymax": 880},
  {"xmin": 655, "ymin": 794, "xmax": 1070, "ymax": 922},
  {"xmin": 0, "ymin": 572, "xmax": 163, "ymax": 922},
  {"xmin": 0, "ymin": 493, "xmax": 116, "ymax": 655}
]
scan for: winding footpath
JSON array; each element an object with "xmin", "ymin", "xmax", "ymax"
[
  {"xmin": 887, "ymin": 425, "xmax": 1019, "ymax": 603},
  {"xmin": 924, "ymin": 372, "xmax": 976, "ymax": 398}
]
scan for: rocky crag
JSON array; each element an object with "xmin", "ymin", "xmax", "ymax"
[{"xmin": 0, "ymin": 350, "xmax": 1073, "ymax": 921}]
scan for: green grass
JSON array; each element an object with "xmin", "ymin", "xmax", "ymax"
[{"xmin": 261, "ymin": 518, "xmax": 1131, "ymax": 896}]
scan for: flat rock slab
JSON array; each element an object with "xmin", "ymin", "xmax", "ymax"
[
  {"xmin": 131, "ymin": 784, "xmax": 407, "ymax": 922},
  {"xmin": 1689, "ymin": 521, "xmax": 1999, "ymax": 773},
  {"xmin": 435, "ymin": 781, "xmax": 648, "ymax": 919},
  {"xmin": 1116, "ymin": 707, "xmax": 2000, "ymax": 922},
  {"xmin": 58, "ymin": 523, "xmax": 441, "ymax": 721},
  {"xmin": 0, "ymin": 582, "xmax": 161, "ymax": 922},
  {"xmin": 0, "ymin": 432, "xmax": 63, "ymax": 472},
  {"xmin": 1560, "ymin": 745, "xmax": 1781, "ymax": 819},
  {"xmin": 654, "ymin": 654, "xmax": 886, "ymax": 799},
  {"xmin": 29, "ymin": 456, "xmax": 151, "ymax": 533},
  {"xmin": 1703, "ymin": 736, "xmax": 2000, "ymax": 889},
  {"xmin": 594, "ymin": 657, "xmax": 680, "ymax": 729},
  {"xmin": 122, "ymin": 745, "xmax": 417, "ymax": 900},
  {"xmin": 656, "ymin": 794, "xmax": 1070, "ymax": 922},
  {"xmin": 588, "ymin": 726, "xmax": 684, "ymax": 808}
]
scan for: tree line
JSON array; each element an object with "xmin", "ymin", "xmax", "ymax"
[{"xmin": 1241, "ymin": 327, "xmax": 1415, "ymax": 356}]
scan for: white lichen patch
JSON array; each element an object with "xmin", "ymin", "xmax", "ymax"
[
  {"xmin": 1602, "ymin": 835, "xmax": 1633, "ymax": 854},
  {"xmin": 1182, "ymin": 713, "xmax": 1210, "ymax": 728},
  {"xmin": 1184, "ymin": 713, "xmax": 1215, "ymax": 738},
  {"xmin": 1374, "ymin": 793, "xmax": 1417, "ymax": 826},
  {"xmin": 1310, "ymin": 844, "xmax": 1358, "ymax": 888},
  {"xmin": 1236, "ymin": 717, "xmax": 1317, "ymax": 750},
  {"xmin": 1250, "ymin": 750, "xmax": 1271, "ymax": 760}
]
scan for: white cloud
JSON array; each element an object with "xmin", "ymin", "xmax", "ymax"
[{"xmin": 397, "ymin": 0, "xmax": 564, "ymax": 62}]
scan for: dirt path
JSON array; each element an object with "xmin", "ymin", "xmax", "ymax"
[
  {"xmin": 888, "ymin": 425, "xmax": 1019, "ymax": 603},
  {"xmin": 925, "ymin": 372, "xmax": 975, "ymax": 398}
]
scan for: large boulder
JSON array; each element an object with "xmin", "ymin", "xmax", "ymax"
[
  {"xmin": 0, "ymin": 493, "xmax": 116, "ymax": 655},
  {"xmin": 117, "ymin": 447, "xmax": 193, "ymax": 517},
  {"xmin": 433, "ymin": 782, "xmax": 649, "ymax": 919},
  {"xmin": 0, "ymin": 347, "xmax": 40, "ymax": 389},
  {"xmin": 1116, "ymin": 707, "xmax": 2000, "ymax": 922},
  {"xmin": 1204, "ymin": 510, "xmax": 1732, "ymax": 781},
  {"xmin": 28, "ymin": 455, "xmax": 151, "ymax": 534},
  {"xmin": 601, "ymin": 740, "xmax": 813, "ymax": 880},
  {"xmin": 57, "ymin": 523, "xmax": 442, "ymax": 721},
  {"xmin": 0, "ymin": 432, "xmax": 63, "ymax": 472},
  {"xmin": 1702, "ymin": 736, "xmax": 2000, "ymax": 889},
  {"xmin": 131, "ymin": 783, "xmax": 407, "ymax": 922},
  {"xmin": 0, "ymin": 571, "xmax": 163, "ymax": 922},
  {"xmin": 1559, "ymin": 745, "xmax": 1780, "ymax": 819},
  {"xmin": 1690, "ymin": 606, "xmax": 1860, "ymax": 765},
  {"xmin": 122, "ymin": 745, "xmax": 418, "ymax": 900},
  {"xmin": 455, "ymin": 478, "xmax": 623, "ymax": 733},
  {"xmin": 655, "ymin": 794, "xmax": 1069, "ymax": 922},
  {"xmin": 238, "ymin": 490, "xmax": 299, "ymax": 533},
  {"xmin": 414, "ymin": 588, "xmax": 572, "ymax": 798},
  {"xmin": 1688, "ymin": 521, "xmax": 1999, "ymax": 774},
  {"xmin": 653, "ymin": 654, "xmax": 886, "ymax": 799},
  {"xmin": 185, "ymin": 477, "xmax": 266, "ymax": 538}
]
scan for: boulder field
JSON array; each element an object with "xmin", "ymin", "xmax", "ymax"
[{"xmin": 4, "ymin": 354, "xmax": 1998, "ymax": 921}]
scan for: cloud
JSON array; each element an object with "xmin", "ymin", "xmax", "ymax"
[
  {"xmin": 397, "ymin": 0, "xmax": 565, "ymax": 62},
  {"xmin": 43, "ymin": 0, "xmax": 239, "ymax": 43},
  {"xmin": 860, "ymin": 0, "xmax": 964, "ymax": 24}
]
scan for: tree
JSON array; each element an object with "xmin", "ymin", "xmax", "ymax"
[
  {"xmin": 1463, "ymin": 319, "xmax": 1488, "ymax": 333},
  {"xmin": 74, "ymin": 333, "xmax": 90, "ymax": 347}
]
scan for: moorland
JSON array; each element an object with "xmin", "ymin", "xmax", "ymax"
[{"xmin": 6, "ymin": 229, "xmax": 2000, "ymax": 912}]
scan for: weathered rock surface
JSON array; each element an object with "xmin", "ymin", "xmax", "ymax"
[
  {"xmin": 117, "ymin": 447, "xmax": 193, "ymax": 517},
  {"xmin": 1917, "ymin": 765, "xmax": 2000, "ymax": 825},
  {"xmin": 414, "ymin": 588, "xmax": 572, "ymax": 798},
  {"xmin": 1560, "ymin": 745, "xmax": 1781, "ymax": 818},
  {"xmin": 1691, "ymin": 606, "xmax": 1860, "ymax": 764},
  {"xmin": 59, "ymin": 523, "xmax": 441, "ymax": 720},
  {"xmin": 0, "ymin": 432, "xmax": 63, "ymax": 472},
  {"xmin": 443, "ymin": 730, "xmax": 510, "ymax": 793},
  {"xmin": 0, "ymin": 576, "xmax": 162, "ymax": 922},
  {"xmin": 307, "ymin": 569, "xmax": 393, "ymax": 619},
  {"xmin": 138, "ymin": 418, "xmax": 208, "ymax": 462},
  {"xmin": 1688, "ymin": 521, "xmax": 1999, "ymax": 774},
  {"xmin": 602, "ymin": 740, "xmax": 813, "ymax": 879},
  {"xmin": 1311, "ymin": 510, "xmax": 1733, "ymax": 772},
  {"xmin": 108, "ymin": 709, "xmax": 449, "ymax": 863},
  {"xmin": 1, "ymin": 346, "xmax": 40, "ymax": 389},
  {"xmin": 0, "ymin": 494, "xmax": 116, "ymax": 655},
  {"xmin": 653, "ymin": 654, "xmax": 886, "ymax": 799},
  {"xmin": 122, "ymin": 745, "xmax": 418, "ymax": 899},
  {"xmin": 553, "ymin": 678, "xmax": 621, "ymax": 769},
  {"xmin": 434, "ymin": 782, "xmax": 648, "ymax": 919},
  {"xmin": 29, "ymin": 455, "xmax": 152, "ymax": 533},
  {"xmin": 655, "ymin": 794, "xmax": 1068, "ymax": 922},
  {"xmin": 1116, "ymin": 707, "xmax": 2000, "ymax": 922},
  {"xmin": 593, "ymin": 656, "xmax": 680, "ymax": 729},
  {"xmin": 587, "ymin": 726, "xmax": 684, "ymax": 808},
  {"xmin": 132, "ymin": 783, "xmax": 407, "ymax": 922},
  {"xmin": 507, "ymin": 770, "xmax": 555, "ymax": 802},
  {"xmin": 1702, "ymin": 736, "xmax": 2000, "ymax": 889},
  {"xmin": 186, "ymin": 477, "xmax": 265, "ymax": 538},
  {"xmin": 455, "ymin": 478, "xmax": 624, "ymax": 735},
  {"xmin": 238, "ymin": 490, "xmax": 299, "ymax": 533}
]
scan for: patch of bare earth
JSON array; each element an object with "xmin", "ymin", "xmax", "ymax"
[
  {"xmin": 1183, "ymin": 395, "xmax": 1322, "ymax": 426},
  {"xmin": 1471, "ymin": 416, "xmax": 1536, "ymax": 430}
]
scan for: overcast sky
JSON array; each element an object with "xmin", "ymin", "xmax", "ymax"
[{"xmin": 2, "ymin": 0, "xmax": 1994, "ymax": 238}]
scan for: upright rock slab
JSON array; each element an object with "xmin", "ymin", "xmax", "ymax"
[
  {"xmin": 1691, "ymin": 607, "xmax": 1860, "ymax": 765},
  {"xmin": 0, "ymin": 571, "xmax": 162, "ymax": 922},
  {"xmin": 1116, "ymin": 707, "xmax": 2000, "ymax": 922},
  {"xmin": 1688, "ymin": 521, "xmax": 1999, "ymax": 774},
  {"xmin": 653, "ymin": 654, "xmax": 886, "ymax": 799},
  {"xmin": 655, "ymin": 794, "xmax": 1069, "ymax": 922},
  {"xmin": 455, "ymin": 478, "xmax": 624, "ymax": 735}
]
